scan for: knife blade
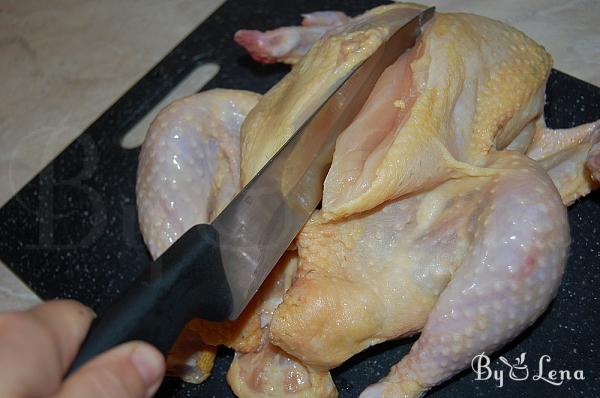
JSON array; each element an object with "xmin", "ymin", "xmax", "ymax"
[
  {"xmin": 217, "ymin": 6, "xmax": 435, "ymax": 319},
  {"xmin": 68, "ymin": 6, "xmax": 434, "ymax": 373}
]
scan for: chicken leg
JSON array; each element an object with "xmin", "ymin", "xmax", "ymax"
[
  {"xmin": 136, "ymin": 89, "xmax": 336, "ymax": 396},
  {"xmin": 360, "ymin": 152, "xmax": 569, "ymax": 397}
]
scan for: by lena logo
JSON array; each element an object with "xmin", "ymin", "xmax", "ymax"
[{"xmin": 471, "ymin": 352, "xmax": 585, "ymax": 388}]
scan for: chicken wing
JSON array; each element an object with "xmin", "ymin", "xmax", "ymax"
[
  {"xmin": 234, "ymin": 11, "xmax": 349, "ymax": 65},
  {"xmin": 526, "ymin": 119, "xmax": 600, "ymax": 204}
]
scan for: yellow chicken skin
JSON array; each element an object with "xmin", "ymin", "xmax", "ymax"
[
  {"xmin": 263, "ymin": 9, "xmax": 548, "ymax": 367},
  {"xmin": 240, "ymin": 9, "xmax": 552, "ymax": 220},
  {"xmin": 322, "ymin": 12, "xmax": 552, "ymax": 219},
  {"xmin": 240, "ymin": 3, "xmax": 427, "ymax": 186},
  {"xmin": 268, "ymin": 121, "xmax": 599, "ymax": 374}
]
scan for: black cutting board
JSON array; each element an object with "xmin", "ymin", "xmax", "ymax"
[{"xmin": 0, "ymin": 1, "xmax": 598, "ymax": 397}]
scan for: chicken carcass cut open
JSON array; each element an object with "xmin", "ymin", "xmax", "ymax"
[{"xmin": 137, "ymin": 3, "xmax": 600, "ymax": 397}]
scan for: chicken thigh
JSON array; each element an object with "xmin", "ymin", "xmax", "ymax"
[
  {"xmin": 358, "ymin": 152, "xmax": 569, "ymax": 397},
  {"xmin": 137, "ymin": 89, "xmax": 260, "ymax": 382},
  {"xmin": 137, "ymin": 89, "xmax": 336, "ymax": 396}
]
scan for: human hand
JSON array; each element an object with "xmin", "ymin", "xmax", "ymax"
[{"xmin": 0, "ymin": 299, "xmax": 165, "ymax": 397}]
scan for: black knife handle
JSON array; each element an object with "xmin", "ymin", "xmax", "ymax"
[{"xmin": 67, "ymin": 224, "xmax": 232, "ymax": 374}]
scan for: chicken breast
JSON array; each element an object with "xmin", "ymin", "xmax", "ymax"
[{"xmin": 239, "ymin": 8, "xmax": 552, "ymax": 220}]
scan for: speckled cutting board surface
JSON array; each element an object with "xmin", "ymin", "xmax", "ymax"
[{"xmin": 0, "ymin": 0, "xmax": 598, "ymax": 397}]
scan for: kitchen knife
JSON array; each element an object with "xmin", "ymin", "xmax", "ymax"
[{"xmin": 68, "ymin": 6, "xmax": 435, "ymax": 373}]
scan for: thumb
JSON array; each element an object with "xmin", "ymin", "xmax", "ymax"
[{"xmin": 55, "ymin": 341, "xmax": 165, "ymax": 398}]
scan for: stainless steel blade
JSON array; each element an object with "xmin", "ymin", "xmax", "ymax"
[{"xmin": 213, "ymin": 6, "xmax": 435, "ymax": 319}]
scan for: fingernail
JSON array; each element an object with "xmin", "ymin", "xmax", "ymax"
[
  {"xmin": 68, "ymin": 300, "xmax": 96, "ymax": 319},
  {"xmin": 130, "ymin": 344, "xmax": 165, "ymax": 387},
  {"xmin": 84, "ymin": 305, "xmax": 97, "ymax": 319}
]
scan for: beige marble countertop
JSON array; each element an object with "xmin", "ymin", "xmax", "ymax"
[{"xmin": 1, "ymin": 0, "xmax": 599, "ymax": 311}]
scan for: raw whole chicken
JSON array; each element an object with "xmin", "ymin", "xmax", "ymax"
[{"xmin": 136, "ymin": 3, "xmax": 600, "ymax": 397}]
